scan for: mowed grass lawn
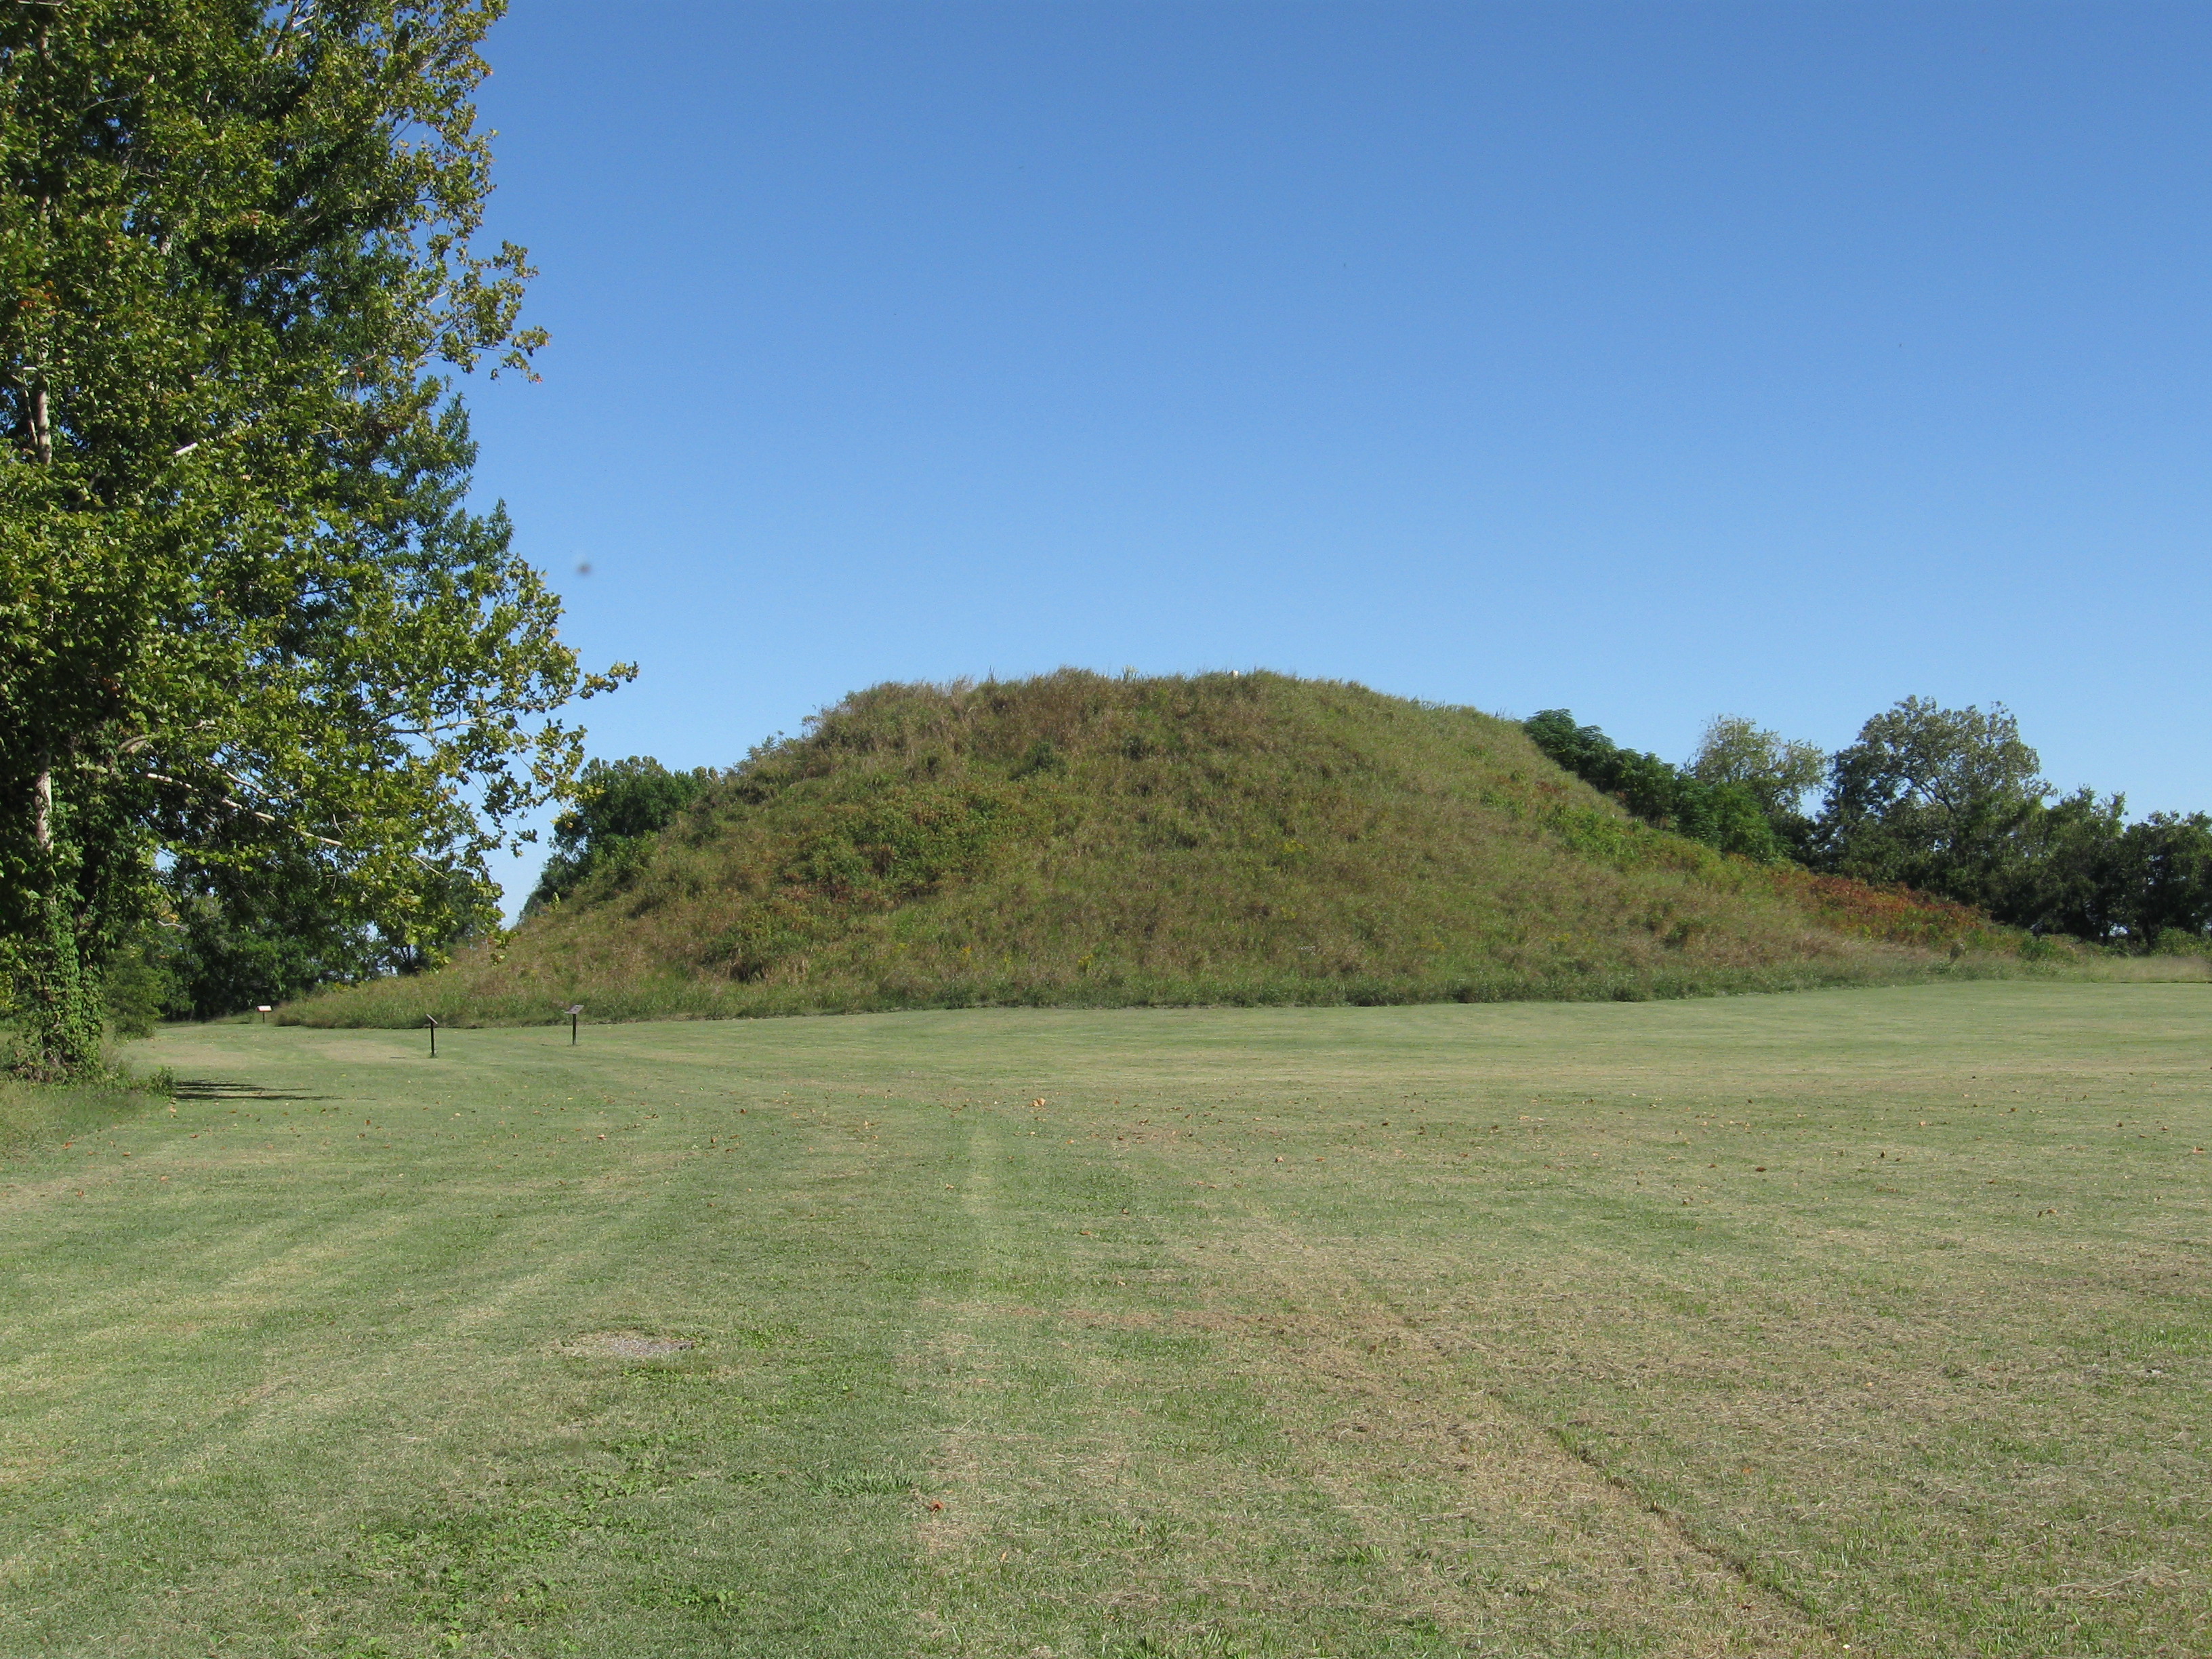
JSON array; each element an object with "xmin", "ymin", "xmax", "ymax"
[{"xmin": 1, "ymin": 985, "xmax": 2206, "ymax": 1658}]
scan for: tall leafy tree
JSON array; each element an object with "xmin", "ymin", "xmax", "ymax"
[
  {"xmin": 1816, "ymin": 697, "xmax": 2046, "ymax": 907},
  {"xmin": 0, "ymin": 1, "xmax": 628, "ymax": 1075},
  {"xmin": 1688, "ymin": 714, "xmax": 1827, "ymax": 859},
  {"xmin": 1997, "ymin": 788, "xmax": 2131, "ymax": 940},
  {"xmin": 1689, "ymin": 714, "xmax": 1822, "ymax": 805}
]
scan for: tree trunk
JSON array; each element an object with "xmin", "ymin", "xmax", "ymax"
[
  {"xmin": 10, "ymin": 893, "xmax": 103, "ymax": 1082},
  {"xmin": 10, "ymin": 376, "xmax": 104, "ymax": 1078},
  {"xmin": 11, "ymin": 768, "xmax": 104, "ymax": 1080},
  {"xmin": 27, "ymin": 382, "xmax": 52, "ymax": 465}
]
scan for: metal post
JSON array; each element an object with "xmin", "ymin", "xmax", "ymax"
[
  {"xmin": 427, "ymin": 1016, "xmax": 438, "ymax": 1057},
  {"xmin": 566, "ymin": 1004, "xmax": 583, "ymax": 1045}
]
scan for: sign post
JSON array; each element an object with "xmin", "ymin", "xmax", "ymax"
[
  {"xmin": 566, "ymin": 1004, "xmax": 583, "ymax": 1046},
  {"xmin": 426, "ymin": 1015, "xmax": 439, "ymax": 1057}
]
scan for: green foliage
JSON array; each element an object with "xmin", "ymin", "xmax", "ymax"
[
  {"xmin": 157, "ymin": 852, "xmax": 493, "ymax": 1020},
  {"xmin": 2121, "ymin": 813, "xmax": 2212, "ymax": 940},
  {"xmin": 0, "ymin": 2, "xmax": 628, "ymax": 1071},
  {"xmin": 1804, "ymin": 697, "xmax": 2212, "ymax": 951},
  {"xmin": 1545, "ymin": 697, "xmax": 2212, "ymax": 954},
  {"xmin": 1522, "ymin": 710, "xmax": 1784, "ymax": 861},
  {"xmin": 1996, "ymin": 788, "xmax": 2128, "ymax": 940},
  {"xmin": 1997, "ymin": 793, "xmax": 2212, "ymax": 945},
  {"xmin": 1012, "ymin": 736, "xmax": 1067, "ymax": 779},
  {"xmin": 100, "ymin": 929, "xmax": 178, "ymax": 1041},
  {"xmin": 1816, "ymin": 697, "xmax": 2047, "ymax": 907},
  {"xmin": 1688, "ymin": 714, "xmax": 1826, "ymax": 815},
  {"xmin": 527, "ymin": 757, "xmax": 717, "ymax": 912},
  {"xmin": 1688, "ymin": 713, "xmax": 1824, "ymax": 855},
  {"xmin": 291, "ymin": 672, "xmax": 1959, "ymax": 1028},
  {"xmin": 6, "ymin": 893, "xmax": 103, "ymax": 1078}
]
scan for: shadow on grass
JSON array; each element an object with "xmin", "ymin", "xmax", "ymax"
[{"xmin": 170, "ymin": 1077, "xmax": 335, "ymax": 1103}]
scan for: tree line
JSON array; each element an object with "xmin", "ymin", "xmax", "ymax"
[{"xmin": 1525, "ymin": 700, "xmax": 2212, "ymax": 949}]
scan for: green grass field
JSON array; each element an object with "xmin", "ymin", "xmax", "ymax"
[{"xmin": 2, "ymin": 983, "xmax": 2206, "ymax": 1656}]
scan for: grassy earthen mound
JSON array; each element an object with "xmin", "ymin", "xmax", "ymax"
[{"xmin": 292, "ymin": 670, "xmax": 2009, "ymax": 1026}]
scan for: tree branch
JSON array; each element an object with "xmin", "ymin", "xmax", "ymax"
[{"xmin": 139, "ymin": 771, "xmax": 346, "ymax": 848}]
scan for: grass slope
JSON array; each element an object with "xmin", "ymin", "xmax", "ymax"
[
  {"xmin": 2, "ymin": 984, "xmax": 2205, "ymax": 1656},
  {"xmin": 298, "ymin": 672, "xmax": 1986, "ymax": 1029}
]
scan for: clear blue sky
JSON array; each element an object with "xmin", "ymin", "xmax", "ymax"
[{"xmin": 460, "ymin": 2, "xmax": 2211, "ymax": 906}]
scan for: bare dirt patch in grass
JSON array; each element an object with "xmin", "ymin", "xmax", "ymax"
[{"xmin": 562, "ymin": 1331, "xmax": 697, "ymax": 1360}]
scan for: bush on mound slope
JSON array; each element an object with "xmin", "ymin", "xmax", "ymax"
[{"xmin": 290, "ymin": 671, "xmax": 1993, "ymax": 1027}]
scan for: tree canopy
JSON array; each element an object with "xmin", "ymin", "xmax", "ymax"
[
  {"xmin": 1688, "ymin": 715, "xmax": 1826, "ymax": 819},
  {"xmin": 0, "ymin": 1, "xmax": 627, "ymax": 1073},
  {"xmin": 1816, "ymin": 697, "xmax": 2047, "ymax": 907}
]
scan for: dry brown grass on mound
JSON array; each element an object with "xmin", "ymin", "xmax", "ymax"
[{"xmin": 1764, "ymin": 866, "xmax": 2011, "ymax": 950}]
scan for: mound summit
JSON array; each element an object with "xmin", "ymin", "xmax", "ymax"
[{"xmin": 295, "ymin": 670, "xmax": 1989, "ymax": 1027}]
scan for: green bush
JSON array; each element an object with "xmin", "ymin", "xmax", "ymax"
[{"xmin": 1523, "ymin": 710, "xmax": 1782, "ymax": 861}]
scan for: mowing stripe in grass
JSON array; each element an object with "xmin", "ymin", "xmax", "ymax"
[{"xmin": 0, "ymin": 983, "xmax": 2202, "ymax": 1655}]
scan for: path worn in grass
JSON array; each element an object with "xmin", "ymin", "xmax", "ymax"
[{"xmin": 0, "ymin": 983, "xmax": 2205, "ymax": 1656}]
